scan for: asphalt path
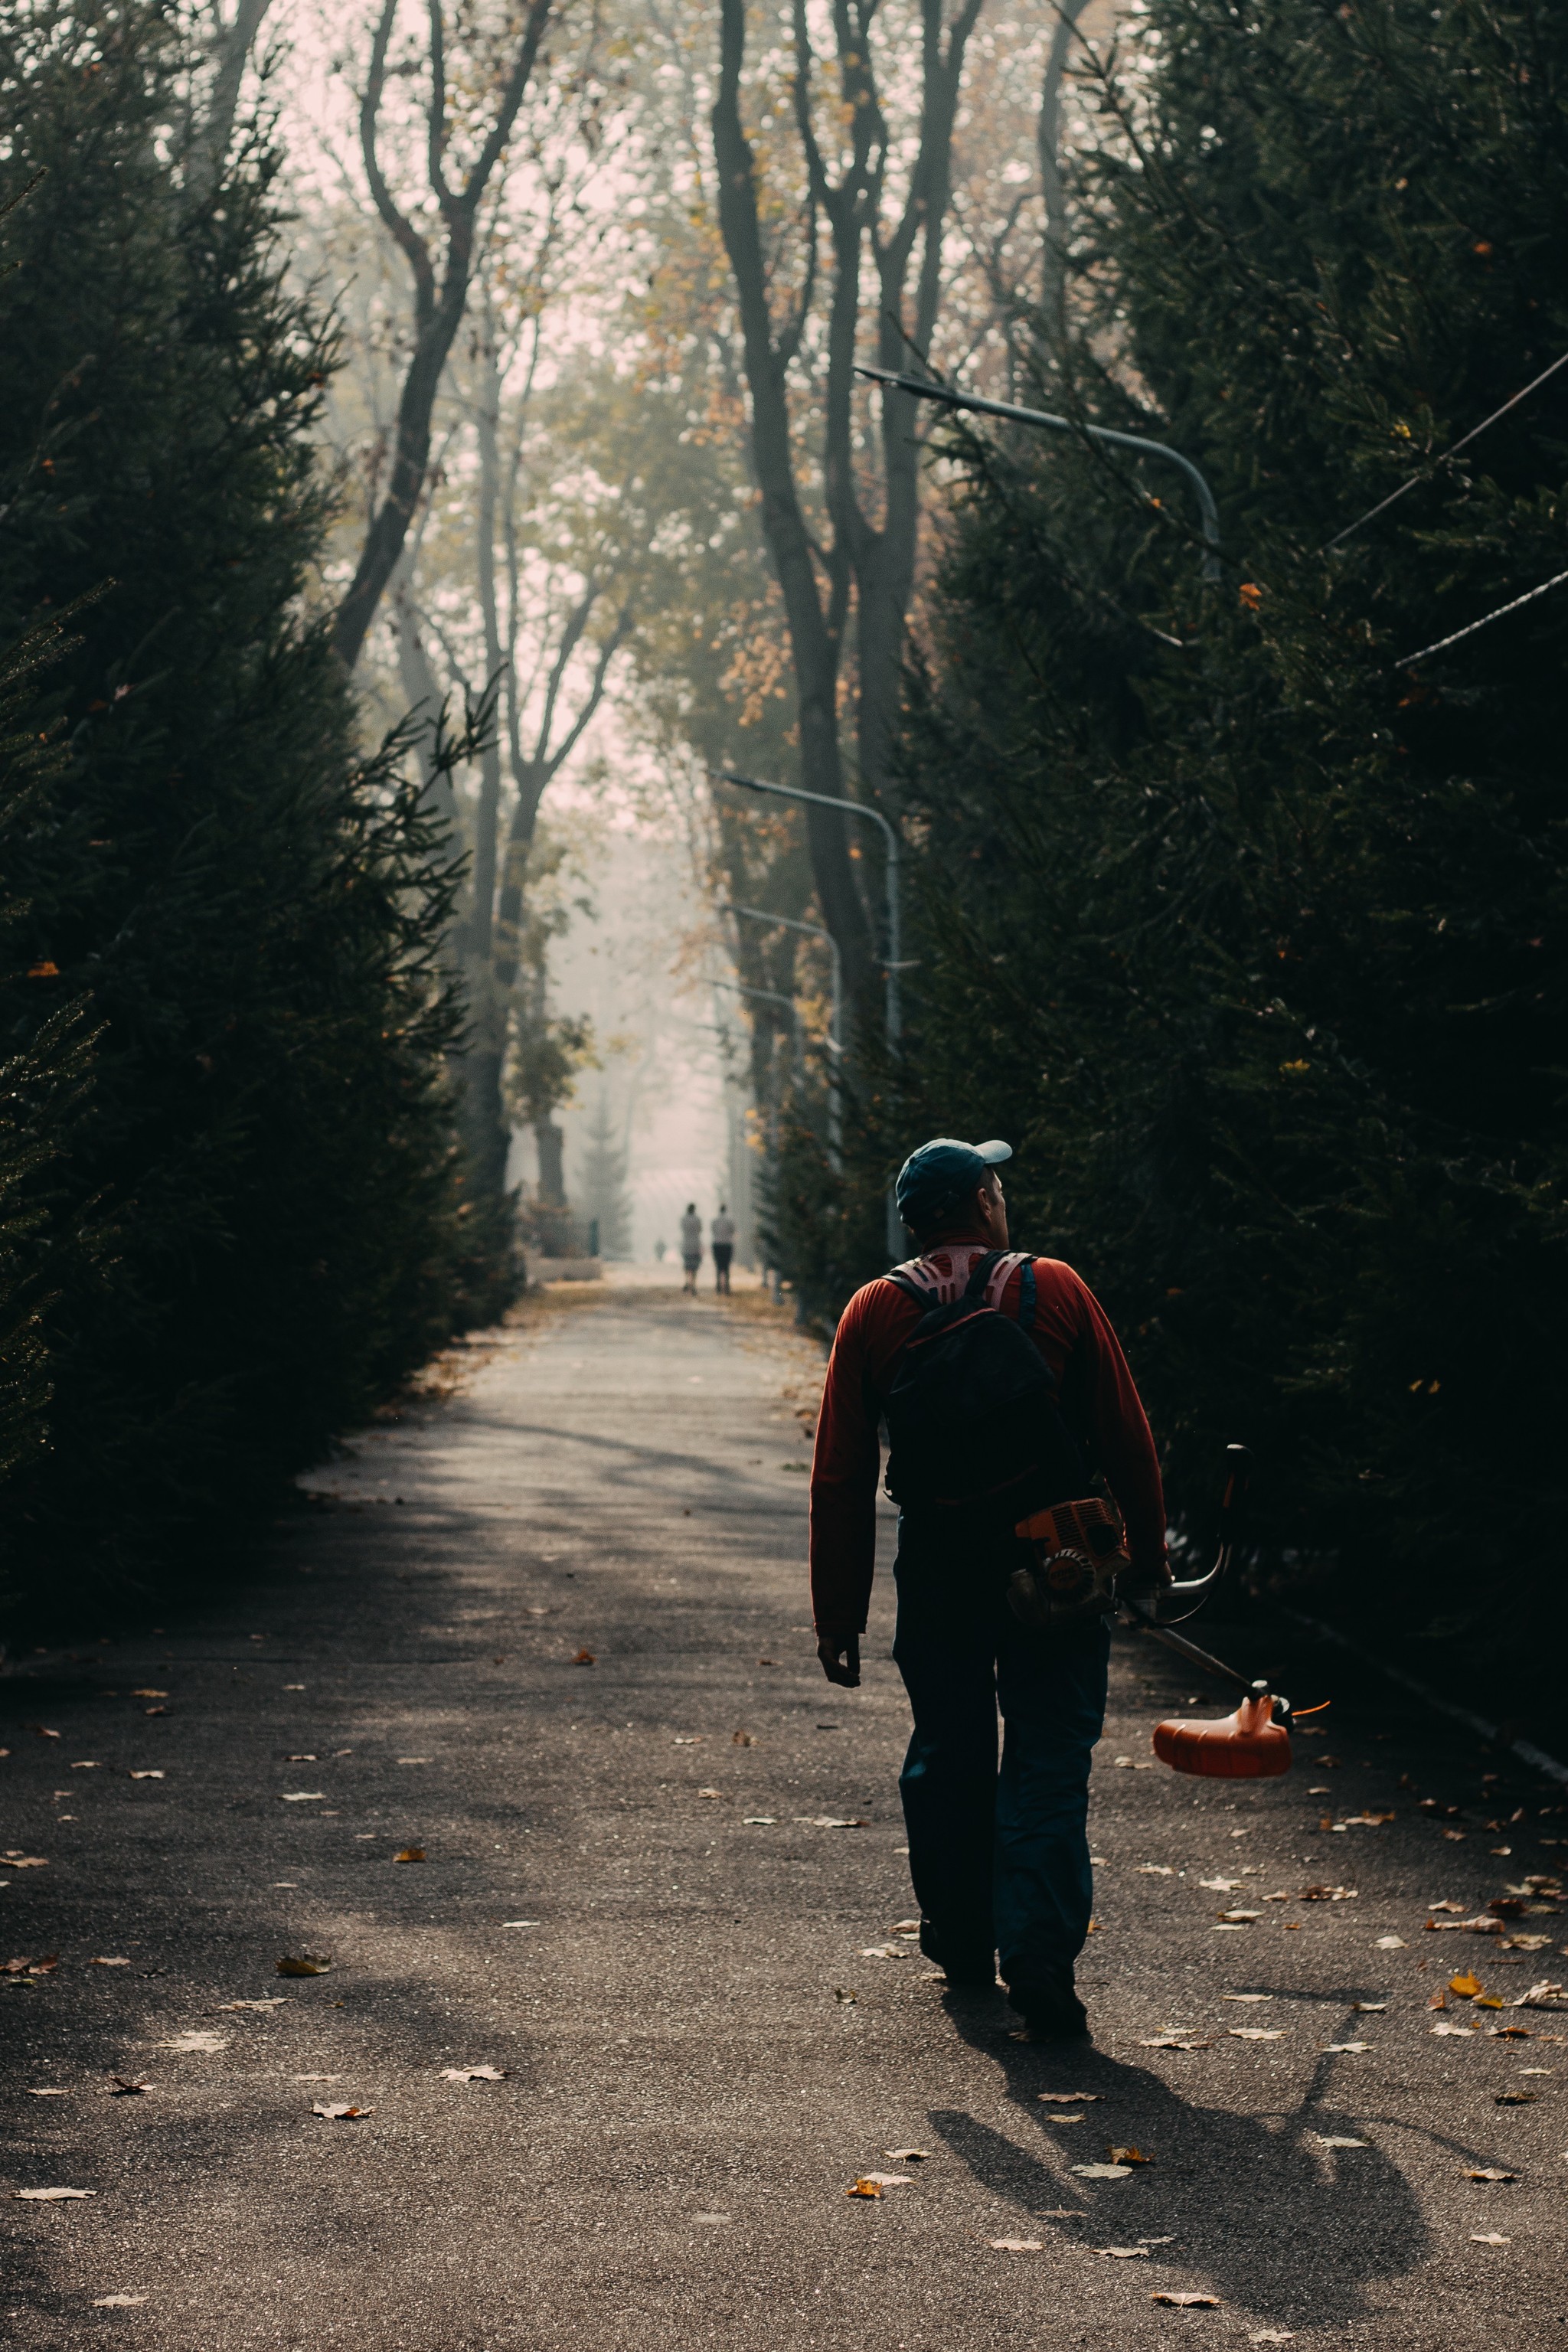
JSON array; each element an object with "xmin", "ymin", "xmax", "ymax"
[{"xmin": 2, "ymin": 1281, "xmax": 1565, "ymax": 2350}]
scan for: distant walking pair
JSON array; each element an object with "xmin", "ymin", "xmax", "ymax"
[{"xmin": 680, "ymin": 1204, "xmax": 737, "ymax": 1295}]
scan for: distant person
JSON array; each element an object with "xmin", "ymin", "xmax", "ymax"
[
  {"xmin": 679, "ymin": 1202, "xmax": 703, "ymax": 1295},
  {"xmin": 654, "ymin": 1238, "xmax": 667, "ymax": 1263},
  {"xmin": 710, "ymin": 1204, "xmax": 736, "ymax": 1295}
]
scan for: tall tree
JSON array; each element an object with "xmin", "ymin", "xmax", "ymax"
[
  {"xmin": 330, "ymin": 0, "xmax": 560, "ymax": 671},
  {"xmin": 710, "ymin": 0, "xmax": 984, "ymax": 1019}
]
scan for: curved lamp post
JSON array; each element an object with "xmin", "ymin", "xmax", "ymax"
[
  {"xmin": 716, "ymin": 770, "xmax": 905, "ymax": 1255},
  {"xmin": 857, "ymin": 364, "xmax": 1222, "ymax": 583},
  {"xmin": 725, "ymin": 903, "xmax": 842, "ymax": 1169}
]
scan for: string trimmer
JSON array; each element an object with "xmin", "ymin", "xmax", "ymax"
[{"xmin": 1014, "ymin": 1444, "xmax": 1310, "ymax": 1779}]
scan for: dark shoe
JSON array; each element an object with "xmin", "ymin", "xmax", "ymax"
[{"xmin": 1008, "ymin": 1979, "xmax": 1089, "ymax": 2040}]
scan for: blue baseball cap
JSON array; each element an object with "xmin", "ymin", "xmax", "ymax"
[{"xmin": 894, "ymin": 1136, "xmax": 1012, "ymax": 1233}]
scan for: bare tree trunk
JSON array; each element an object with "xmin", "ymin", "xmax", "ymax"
[
  {"xmin": 1037, "ymin": 0, "xmax": 1091, "ymax": 332},
  {"xmin": 712, "ymin": 0, "xmax": 983, "ymax": 1027},
  {"xmin": 711, "ymin": 0, "xmax": 873, "ymax": 1014},
  {"xmin": 188, "ymin": 0, "xmax": 275, "ymax": 199},
  {"xmin": 331, "ymin": 0, "xmax": 559, "ymax": 673}
]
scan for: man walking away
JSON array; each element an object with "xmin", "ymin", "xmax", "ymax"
[
  {"xmin": 679, "ymin": 1202, "xmax": 704, "ymax": 1295},
  {"xmin": 710, "ymin": 1204, "xmax": 736, "ymax": 1295},
  {"xmin": 808, "ymin": 1137, "xmax": 1170, "ymax": 2041}
]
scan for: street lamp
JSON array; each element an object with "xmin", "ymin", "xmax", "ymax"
[
  {"xmin": 857, "ymin": 364, "xmax": 1223, "ymax": 583},
  {"xmin": 712, "ymin": 979, "xmax": 805, "ymax": 1092},
  {"xmin": 715, "ymin": 770, "xmax": 906, "ymax": 1256},
  {"xmin": 724, "ymin": 903, "xmax": 842, "ymax": 1169}
]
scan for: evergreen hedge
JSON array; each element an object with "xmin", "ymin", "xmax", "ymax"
[
  {"xmin": 789, "ymin": 0, "xmax": 1568, "ymax": 1697},
  {"xmin": 0, "ymin": 3, "xmax": 511, "ymax": 1625}
]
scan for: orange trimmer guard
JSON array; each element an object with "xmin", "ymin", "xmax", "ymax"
[{"xmin": 1152, "ymin": 1691, "xmax": 1292, "ymax": 1779}]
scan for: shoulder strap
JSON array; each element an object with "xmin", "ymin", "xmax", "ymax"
[
  {"xmin": 1017, "ymin": 1256, "xmax": 1037, "ymax": 1329},
  {"xmin": 962, "ymin": 1248, "xmax": 1006, "ymax": 1300},
  {"xmin": 883, "ymin": 1269, "xmax": 929, "ymax": 1308}
]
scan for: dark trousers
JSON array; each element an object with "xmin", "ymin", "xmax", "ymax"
[{"xmin": 892, "ymin": 1518, "xmax": 1109, "ymax": 1994}]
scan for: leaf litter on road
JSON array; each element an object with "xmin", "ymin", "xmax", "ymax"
[
  {"xmin": 156, "ymin": 2031, "xmax": 228, "ymax": 2053},
  {"xmin": 1153, "ymin": 2292, "xmax": 1221, "ymax": 2307},
  {"xmin": 276, "ymin": 1955, "xmax": 332, "ymax": 1977},
  {"xmin": 15, "ymin": 2187, "xmax": 94, "ymax": 2200},
  {"xmin": 312, "ymin": 2102, "xmax": 371, "ymax": 2120},
  {"xmin": 93, "ymin": 2295, "xmax": 149, "ymax": 2307},
  {"xmin": 394, "ymin": 1847, "xmax": 426, "ymax": 1863},
  {"xmin": 441, "ymin": 2066, "xmax": 507, "ymax": 2082},
  {"xmin": 989, "ymin": 2238, "xmax": 1044, "ymax": 2252}
]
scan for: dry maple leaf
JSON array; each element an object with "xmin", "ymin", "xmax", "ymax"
[
  {"xmin": 8, "ymin": 1856, "xmax": 49, "ymax": 1867},
  {"xmin": 846, "ymin": 2178, "xmax": 883, "ymax": 2199},
  {"xmin": 130, "ymin": 1689, "xmax": 166, "ymax": 1699},
  {"xmin": 128, "ymin": 1769, "xmax": 164, "ymax": 1782},
  {"xmin": 1071, "ymin": 2163, "xmax": 1132, "ymax": 2179},
  {"xmin": 1449, "ymin": 1973, "xmax": 1485, "ymax": 1998},
  {"xmin": 312, "ymin": 2102, "xmax": 371, "ymax": 2120},
  {"xmin": 92, "ymin": 2295, "xmax": 148, "ymax": 2308},
  {"xmin": 90, "ymin": 1956, "xmax": 131, "ymax": 1968},
  {"xmin": 1038, "ymin": 2092, "xmax": 1100, "ymax": 2103},
  {"xmin": 884, "ymin": 2148, "xmax": 929, "ymax": 2161},
  {"xmin": 988, "ymin": 2238, "xmax": 1043, "ymax": 2252},
  {"xmin": 856, "ymin": 2172, "xmax": 913, "ymax": 2187},
  {"xmin": 1153, "ymin": 2292, "xmax": 1221, "ymax": 2307},
  {"xmin": 441, "ymin": 2066, "xmax": 507, "ymax": 2082},
  {"xmin": 572, "ymin": 1648, "xmax": 596, "ymax": 1666},
  {"xmin": 732, "ymin": 1730, "xmax": 753, "ymax": 1746},
  {"xmin": 1107, "ymin": 2145, "xmax": 1152, "ymax": 2165},
  {"xmin": 156, "ymin": 2030, "xmax": 228, "ymax": 2053},
  {"xmin": 1229, "ymin": 2027, "xmax": 1282, "ymax": 2041},
  {"xmin": 1138, "ymin": 2034, "xmax": 1211, "ymax": 2050},
  {"xmin": 276, "ymin": 1955, "xmax": 332, "ymax": 1977},
  {"xmin": 106, "ymin": 2077, "xmax": 150, "ymax": 2097},
  {"xmin": 394, "ymin": 1847, "xmax": 426, "ymax": 1864},
  {"xmin": 1313, "ymin": 2135, "xmax": 1367, "ymax": 2149},
  {"xmin": 15, "ymin": 2187, "xmax": 94, "ymax": 2200},
  {"xmin": 1093, "ymin": 2246, "xmax": 1150, "ymax": 2258},
  {"xmin": 1470, "ymin": 2233, "xmax": 1511, "ymax": 2246},
  {"xmin": 1465, "ymin": 2167, "xmax": 1517, "ymax": 2182}
]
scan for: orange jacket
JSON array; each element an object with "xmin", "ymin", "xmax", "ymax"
[{"xmin": 808, "ymin": 1238, "xmax": 1167, "ymax": 1635}]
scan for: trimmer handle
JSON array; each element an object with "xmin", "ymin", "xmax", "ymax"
[{"xmin": 1132, "ymin": 1439, "xmax": 1251, "ymax": 1619}]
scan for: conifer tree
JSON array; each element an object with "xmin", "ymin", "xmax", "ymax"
[
  {"xmin": 0, "ymin": 3, "xmax": 509, "ymax": 1618},
  {"xmin": 815, "ymin": 0, "xmax": 1568, "ymax": 1682}
]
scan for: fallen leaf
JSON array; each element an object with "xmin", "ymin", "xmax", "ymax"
[
  {"xmin": 800, "ymin": 1817, "xmax": 868, "ymax": 1829},
  {"xmin": 394, "ymin": 1847, "xmax": 426, "ymax": 1863},
  {"xmin": 285, "ymin": 1753, "xmax": 318, "ymax": 1763},
  {"xmin": 1470, "ymin": 2233, "xmax": 1511, "ymax": 2245},
  {"xmin": 846, "ymin": 2178, "xmax": 883, "ymax": 2199},
  {"xmin": 90, "ymin": 1957, "xmax": 131, "ymax": 1968},
  {"xmin": 70, "ymin": 1762, "xmax": 102, "ymax": 1770},
  {"xmin": 1107, "ymin": 2146, "xmax": 1152, "ymax": 2165},
  {"xmin": 312, "ymin": 2102, "xmax": 371, "ymax": 2120},
  {"xmin": 1322, "ymin": 2042, "xmax": 1372, "ymax": 2054},
  {"xmin": 1344, "ymin": 1811, "xmax": 1395, "ymax": 1826},
  {"xmin": 106, "ymin": 2077, "xmax": 150, "ymax": 2096},
  {"xmin": 697, "ymin": 1789, "xmax": 722, "ymax": 1800},
  {"xmin": 1038, "ymin": 2092, "xmax": 1101, "ymax": 2103},
  {"xmin": 857, "ymin": 2172, "xmax": 913, "ymax": 2187},
  {"xmin": 28, "ymin": 1725, "xmax": 61, "ymax": 1740},
  {"xmin": 860, "ymin": 1945, "xmax": 904, "ymax": 1959},
  {"xmin": 1375, "ymin": 1936, "xmax": 1407, "ymax": 1950},
  {"xmin": 671, "ymin": 1736, "xmax": 704, "ymax": 1746},
  {"xmin": 1229, "ymin": 2027, "xmax": 1283, "ymax": 2041},
  {"xmin": 501, "ymin": 1920, "xmax": 541, "ymax": 1928},
  {"xmin": 885, "ymin": 2148, "xmax": 929, "ymax": 2161},
  {"xmin": 276, "ymin": 1955, "xmax": 332, "ymax": 1977},
  {"xmin": 1444, "ymin": 1828, "xmax": 1467, "ymax": 1841},
  {"xmin": 5, "ymin": 1955, "xmax": 58, "ymax": 1975},
  {"xmin": 742, "ymin": 1817, "xmax": 777, "ymax": 1825},
  {"xmin": 833, "ymin": 1988, "xmax": 857, "ymax": 2004},
  {"xmin": 572, "ymin": 1648, "xmax": 596, "ymax": 1666},
  {"xmin": 1199, "ymin": 1878, "xmax": 1241, "ymax": 1893},
  {"xmin": 16, "ymin": 2186, "xmax": 94, "ymax": 2200},
  {"xmin": 1450, "ymin": 1973, "xmax": 1485, "ymax": 1998},
  {"xmin": 1093, "ymin": 2245, "xmax": 1149, "ymax": 2257},
  {"xmin": 5, "ymin": 1854, "xmax": 48, "ymax": 1867},
  {"xmin": 1153, "ymin": 2292, "xmax": 1220, "ymax": 2306},
  {"xmin": 214, "ymin": 1998, "xmax": 286, "ymax": 2012},
  {"xmin": 1249, "ymin": 2333, "xmax": 1295, "ymax": 2344},
  {"xmin": 1351, "ymin": 2002, "xmax": 1387, "ymax": 2013},
  {"xmin": 1137, "ymin": 1864, "xmax": 1174, "ymax": 1877},
  {"xmin": 156, "ymin": 2030, "xmax": 228, "ymax": 2053},
  {"xmin": 128, "ymin": 1770, "xmax": 164, "ymax": 1782},
  {"xmin": 1218, "ymin": 1911, "xmax": 1263, "ymax": 1923},
  {"xmin": 1432, "ymin": 2022, "xmax": 1478, "ymax": 2037},
  {"xmin": 1223, "ymin": 1994, "xmax": 1273, "ymax": 2004},
  {"xmin": 1465, "ymin": 2167, "xmax": 1517, "ymax": 2182},
  {"xmin": 1429, "ymin": 1900, "xmax": 1466, "ymax": 1913},
  {"xmin": 1139, "ymin": 2035, "xmax": 1212, "ymax": 2050},
  {"xmin": 131, "ymin": 1690, "xmax": 167, "ymax": 1699},
  {"xmin": 279, "ymin": 1791, "xmax": 323, "ymax": 1802},
  {"xmin": 989, "ymin": 2237, "xmax": 1044, "ymax": 2252},
  {"xmin": 92, "ymin": 2295, "xmax": 149, "ymax": 2307},
  {"xmin": 25, "ymin": 2088, "xmax": 69, "ymax": 2097},
  {"xmin": 732, "ymin": 1730, "xmax": 752, "ymax": 1746},
  {"xmin": 1313, "ymin": 2135, "xmax": 1367, "ymax": 2148},
  {"xmin": 1070, "ymin": 2164, "xmax": 1132, "ymax": 2180},
  {"xmin": 441, "ymin": 2065, "xmax": 507, "ymax": 2082}
]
